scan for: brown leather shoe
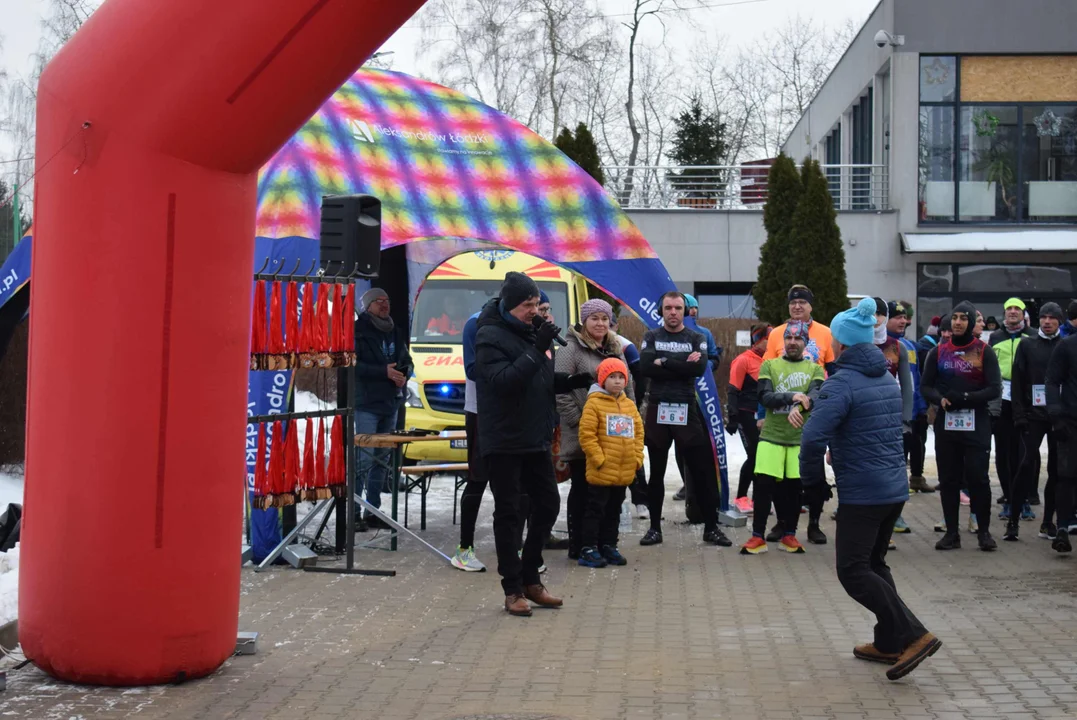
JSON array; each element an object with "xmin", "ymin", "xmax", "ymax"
[
  {"xmin": 504, "ymin": 594, "xmax": 532, "ymax": 617},
  {"xmin": 886, "ymin": 632, "xmax": 942, "ymax": 681},
  {"xmin": 853, "ymin": 643, "xmax": 899, "ymax": 665},
  {"xmin": 523, "ymin": 583, "xmax": 563, "ymax": 608}
]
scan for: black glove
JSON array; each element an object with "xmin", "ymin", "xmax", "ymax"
[
  {"xmin": 726, "ymin": 416, "xmax": 740, "ymax": 436},
  {"xmin": 944, "ymin": 390, "xmax": 963, "ymax": 408},
  {"xmin": 534, "ymin": 321, "xmax": 560, "ymax": 353},
  {"xmin": 568, "ymin": 372, "xmax": 593, "ymax": 390}
]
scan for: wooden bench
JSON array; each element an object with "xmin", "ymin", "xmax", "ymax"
[{"xmin": 399, "ymin": 463, "xmax": 470, "ymax": 531}]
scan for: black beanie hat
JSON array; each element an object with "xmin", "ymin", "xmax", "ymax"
[
  {"xmin": 788, "ymin": 285, "xmax": 814, "ymax": 304},
  {"xmin": 1069, "ymin": 300, "xmax": 1077, "ymax": 321},
  {"xmin": 950, "ymin": 301, "xmax": 977, "ymax": 344},
  {"xmin": 940, "ymin": 315, "xmax": 952, "ymax": 333},
  {"xmin": 872, "ymin": 297, "xmax": 888, "ymax": 317},
  {"xmin": 1040, "ymin": 302, "xmax": 1065, "ymax": 322},
  {"xmin": 500, "ymin": 271, "xmax": 540, "ymax": 311}
]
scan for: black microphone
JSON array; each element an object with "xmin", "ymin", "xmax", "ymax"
[{"xmin": 532, "ymin": 315, "xmax": 568, "ymax": 346}]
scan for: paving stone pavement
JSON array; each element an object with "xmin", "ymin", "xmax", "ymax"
[{"xmin": 4, "ymin": 461, "xmax": 1077, "ymax": 720}]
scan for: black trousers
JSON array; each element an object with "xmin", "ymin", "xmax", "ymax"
[
  {"xmin": 752, "ymin": 475, "xmax": 801, "ymax": 537},
  {"xmin": 581, "ymin": 485, "xmax": 627, "ymax": 549},
  {"xmin": 992, "ymin": 402, "xmax": 1021, "ymax": 501},
  {"xmin": 1055, "ymin": 420, "xmax": 1077, "ymax": 528},
  {"xmin": 802, "ymin": 458, "xmax": 826, "ymax": 524},
  {"xmin": 645, "ymin": 404, "xmax": 718, "ymax": 533},
  {"xmin": 736, "ymin": 409, "xmax": 760, "ymax": 499},
  {"xmin": 836, "ymin": 502, "xmax": 927, "ymax": 655},
  {"xmin": 567, "ymin": 458, "xmax": 588, "ymax": 555},
  {"xmin": 1012, "ymin": 420, "xmax": 1057, "ymax": 525},
  {"xmin": 485, "ymin": 451, "xmax": 561, "ymax": 595},
  {"xmin": 459, "ymin": 411, "xmax": 486, "ymax": 550},
  {"xmin": 904, "ymin": 415, "xmax": 928, "ymax": 478},
  {"xmin": 629, "ymin": 466, "xmax": 648, "ymax": 506},
  {"xmin": 936, "ymin": 433, "xmax": 991, "ymax": 533}
]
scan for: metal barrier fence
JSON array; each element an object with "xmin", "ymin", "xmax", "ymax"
[{"xmin": 601, "ymin": 164, "xmax": 890, "ymax": 211}]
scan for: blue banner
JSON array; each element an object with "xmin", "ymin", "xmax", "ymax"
[
  {"xmin": 0, "ymin": 236, "xmax": 32, "ymax": 315},
  {"xmin": 565, "ymin": 258, "xmax": 730, "ymax": 511}
]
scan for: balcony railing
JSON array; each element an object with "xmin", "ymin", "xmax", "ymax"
[{"xmin": 600, "ymin": 164, "xmax": 890, "ymax": 211}]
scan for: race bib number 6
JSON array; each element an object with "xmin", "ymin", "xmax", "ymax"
[{"xmin": 657, "ymin": 402, "xmax": 688, "ymax": 426}]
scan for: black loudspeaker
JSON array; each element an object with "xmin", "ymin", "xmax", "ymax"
[{"xmin": 320, "ymin": 195, "xmax": 381, "ymax": 277}]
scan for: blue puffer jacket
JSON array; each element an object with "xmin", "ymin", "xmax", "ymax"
[{"xmin": 800, "ymin": 343, "xmax": 909, "ymax": 506}]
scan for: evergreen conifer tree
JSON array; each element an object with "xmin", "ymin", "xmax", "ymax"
[
  {"xmin": 787, "ymin": 158, "xmax": 848, "ymax": 324},
  {"xmin": 754, "ymin": 153, "xmax": 801, "ymax": 324}
]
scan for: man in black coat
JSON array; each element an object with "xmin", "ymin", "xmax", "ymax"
[
  {"xmin": 1006, "ymin": 303, "xmax": 1065, "ymax": 542},
  {"xmin": 354, "ymin": 287, "xmax": 413, "ymax": 529},
  {"xmin": 1046, "ymin": 312, "xmax": 1077, "ymax": 552},
  {"xmin": 475, "ymin": 272, "xmax": 590, "ymax": 616}
]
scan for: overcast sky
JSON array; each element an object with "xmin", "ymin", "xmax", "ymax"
[{"xmin": 2, "ymin": 0, "xmax": 880, "ymax": 163}]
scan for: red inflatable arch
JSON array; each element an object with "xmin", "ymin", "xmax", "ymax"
[{"xmin": 21, "ymin": 0, "xmax": 426, "ymax": 685}]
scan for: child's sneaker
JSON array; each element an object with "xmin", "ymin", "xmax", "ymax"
[
  {"xmin": 578, "ymin": 547, "xmax": 608, "ymax": 568},
  {"xmin": 779, "ymin": 535, "xmax": 805, "ymax": 554},
  {"xmin": 893, "ymin": 516, "xmax": 911, "ymax": 534},
  {"xmin": 734, "ymin": 496, "xmax": 754, "ymax": 514},
  {"xmin": 601, "ymin": 545, "xmax": 627, "ymax": 566},
  {"xmin": 1021, "ymin": 503, "xmax": 1035, "ymax": 521},
  {"xmin": 740, "ymin": 536, "xmax": 768, "ymax": 555},
  {"xmin": 451, "ymin": 546, "xmax": 486, "ymax": 572}
]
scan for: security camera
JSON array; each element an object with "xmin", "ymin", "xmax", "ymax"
[{"xmin": 874, "ymin": 30, "xmax": 905, "ymax": 48}]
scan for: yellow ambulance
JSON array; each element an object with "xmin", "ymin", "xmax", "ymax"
[{"xmin": 404, "ymin": 249, "xmax": 589, "ymax": 462}]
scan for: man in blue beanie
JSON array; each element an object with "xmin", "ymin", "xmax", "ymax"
[{"xmin": 800, "ymin": 298, "xmax": 940, "ymax": 681}]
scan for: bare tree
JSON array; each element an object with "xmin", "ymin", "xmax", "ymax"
[{"xmin": 1, "ymin": 0, "xmax": 100, "ymax": 211}]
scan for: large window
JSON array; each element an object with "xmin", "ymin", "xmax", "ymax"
[
  {"xmin": 915, "ymin": 262, "xmax": 1077, "ymax": 337},
  {"xmin": 918, "ymin": 55, "xmax": 1077, "ymax": 224}
]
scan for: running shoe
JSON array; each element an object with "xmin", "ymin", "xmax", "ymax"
[
  {"xmin": 740, "ymin": 536, "xmax": 768, "ymax": 555},
  {"xmin": 1003, "ymin": 520, "xmax": 1019, "ymax": 542},
  {"xmin": 1021, "ymin": 504, "xmax": 1035, "ymax": 521},
  {"xmin": 889, "ymin": 538, "xmax": 897, "ymax": 550},
  {"xmin": 960, "ymin": 491, "xmax": 971, "ymax": 506},
  {"xmin": 968, "ymin": 514, "xmax": 979, "ymax": 534},
  {"xmin": 935, "ymin": 531, "xmax": 961, "ymax": 550},
  {"xmin": 1053, "ymin": 529, "xmax": 1073, "ymax": 553},
  {"xmin": 933, "ymin": 519, "xmax": 946, "ymax": 532},
  {"xmin": 893, "ymin": 516, "xmax": 911, "ymax": 534},
  {"xmin": 578, "ymin": 547, "xmax": 608, "ymax": 568},
  {"xmin": 998, "ymin": 503, "xmax": 1011, "ymax": 520},
  {"xmin": 1039, "ymin": 522, "xmax": 1057, "ymax": 540},
  {"xmin": 635, "ymin": 504, "xmax": 650, "ymax": 520},
  {"xmin": 779, "ymin": 535, "xmax": 805, "ymax": 554},
  {"xmin": 734, "ymin": 496, "xmax": 754, "ymax": 514},
  {"xmin": 451, "ymin": 546, "xmax": 487, "ymax": 572},
  {"xmin": 978, "ymin": 531, "xmax": 997, "ymax": 551},
  {"xmin": 807, "ymin": 524, "xmax": 827, "ymax": 545},
  {"xmin": 601, "ymin": 545, "xmax": 627, "ymax": 566},
  {"xmin": 703, "ymin": 527, "xmax": 733, "ymax": 547},
  {"xmin": 639, "ymin": 528, "xmax": 663, "ymax": 546}
]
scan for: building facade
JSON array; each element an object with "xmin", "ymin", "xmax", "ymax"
[
  {"xmin": 781, "ymin": 0, "xmax": 1077, "ymax": 333},
  {"xmin": 621, "ymin": 0, "xmax": 1077, "ymax": 333}
]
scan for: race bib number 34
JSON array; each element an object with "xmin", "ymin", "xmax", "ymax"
[
  {"xmin": 657, "ymin": 402, "xmax": 688, "ymax": 426},
  {"xmin": 945, "ymin": 408, "xmax": 975, "ymax": 432}
]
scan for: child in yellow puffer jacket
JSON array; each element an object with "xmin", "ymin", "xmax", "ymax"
[{"xmin": 577, "ymin": 358, "xmax": 645, "ymax": 567}]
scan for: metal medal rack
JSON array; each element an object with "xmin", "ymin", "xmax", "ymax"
[{"xmin": 249, "ymin": 257, "xmax": 394, "ymax": 577}]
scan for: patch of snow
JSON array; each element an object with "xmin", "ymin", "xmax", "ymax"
[
  {"xmin": 0, "ymin": 543, "xmax": 19, "ymax": 626},
  {"xmin": 0, "ymin": 472, "xmax": 23, "ymax": 509}
]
